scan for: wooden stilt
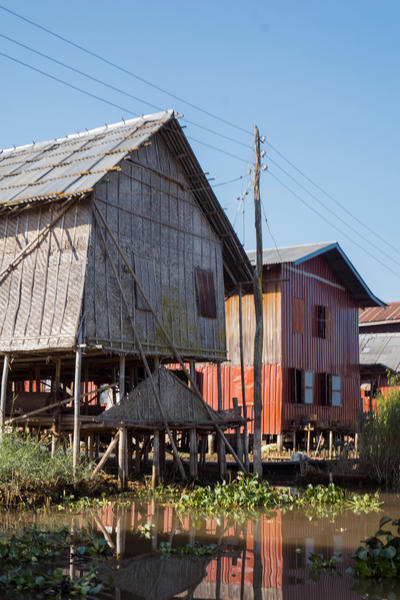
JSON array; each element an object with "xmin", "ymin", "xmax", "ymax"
[
  {"xmin": 217, "ymin": 363, "xmax": 226, "ymax": 477},
  {"xmin": 90, "ymin": 431, "xmax": 120, "ymax": 479},
  {"xmin": 52, "ymin": 358, "xmax": 61, "ymax": 457},
  {"xmin": 189, "ymin": 428, "xmax": 198, "ymax": 479},
  {"xmin": 127, "ymin": 433, "xmax": 133, "ymax": 475},
  {"xmin": 354, "ymin": 432, "xmax": 359, "ymax": 455},
  {"xmin": 239, "ymin": 284, "xmax": 250, "ymax": 471},
  {"xmin": 51, "ymin": 422, "xmax": 57, "ymax": 458},
  {"xmin": 0, "ymin": 354, "xmax": 10, "ymax": 440},
  {"xmin": 72, "ymin": 345, "xmax": 82, "ymax": 481},
  {"xmin": 152, "ymin": 430, "xmax": 160, "ymax": 488},
  {"xmin": 135, "ymin": 435, "xmax": 142, "ymax": 474},
  {"xmin": 199, "ymin": 435, "xmax": 207, "ymax": 469},
  {"xmin": 292, "ymin": 430, "xmax": 296, "ymax": 453},
  {"xmin": 233, "ymin": 398, "xmax": 243, "ymax": 463},
  {"xmin": 118, "ymin": 356, "xmax": 128, "ymax": 490},
  {"xmin": 306, "ymin": 429, "xmax": 311, "ymax": 454},
  {"xmin": 207, "ymin": 434, "xmax": 214, "ymax": 456},
  {"xmin": 329, "ymin": 430, "xmax": 333, "ymax": 460},
  {"xmin": 277, "ymin": 434, "xmax": 283, "ymax": 453},
  {"xmin": 88, "ymin": 434, "xmax": 95, "ymax": 461},
  {"xmin": 159, "ymin": 432, "xmax": 165, "ymax": 478}
]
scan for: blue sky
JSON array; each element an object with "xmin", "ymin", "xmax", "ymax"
[{"xmin": 1, "ymin": 1, "xmax": 399, "ymax": 301}]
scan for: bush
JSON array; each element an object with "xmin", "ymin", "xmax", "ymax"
[
  {"xmin": 359, "ymin": 377, "xmax": 400, "ymax": 487},
  {"xmin": 0, "ymin": 431, "xmax": 97, "ymax": 505}
]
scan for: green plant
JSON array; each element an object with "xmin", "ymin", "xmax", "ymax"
[
  {"xmin": 0, "ymin": 526, "xmax": 108, "ymax": 598},
  {"xmin": 158, "ymin": 541, "xmax": 217, "ymax": 559},
  {"xmin": 308, "ymin": 552, "xmax": 341, "ymax": 581},
  {"xmin": 359, "ymin": 375, "xmax": 400, "ymax": 488},
  {"xmin": 348, "ymin": 516, "xmax": 400, "ymax": 579}
]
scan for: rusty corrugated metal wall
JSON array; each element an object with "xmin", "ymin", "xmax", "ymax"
[{"xmin": 280, "ymin": 257, "xmax": 360, "ymax": 431}]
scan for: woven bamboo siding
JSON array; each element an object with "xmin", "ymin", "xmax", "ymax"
[
  {"xmin": 84, "ymin": 132, "xmax": 226, "ymax": 360},
  {"xmin": 0, "ymin": 201, "xmax": 90, "ymax": 351},
  {"xmin": 281, "ymin": 257, "xmax": 360, "ymax": 431}
]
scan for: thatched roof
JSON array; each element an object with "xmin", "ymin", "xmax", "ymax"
[{"xmin": 99, "ymin": 368, "xmax": 220, "ymax": 426}]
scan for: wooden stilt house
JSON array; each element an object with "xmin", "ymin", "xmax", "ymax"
[
  {"xmin": 0, "ymin": 110, "xmax": 253, "ymax": 479},
  {"xmin": 199, "ymin": 243, "xmax": 383, "ymax": 449}
]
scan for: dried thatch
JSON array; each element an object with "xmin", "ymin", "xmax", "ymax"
[{"xmin": 99, "ymin": 368, "xmax": 219, "ymax": 426}]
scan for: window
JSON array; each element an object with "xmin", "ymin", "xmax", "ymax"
[
  {"xmin": 316, "ymin": 305, "xmax": 330, "ymax": 339},
  {"xmin": 195, "ymin": 268, "xmax": 217, "ymax": 318},
  {"xmin": 293, "ymin": 297, "xmax": 304, "ymax": 334},
  {"xmin": 304, "ymin": 371, "xmax": 314, "ymax": 404},
  {"xmin": 293, "ymin": 369, "xmax": 314, "ymax": 404},
  {"xmin": 331, "ymin": 375, "xmax": 342, "ymax": 407}
]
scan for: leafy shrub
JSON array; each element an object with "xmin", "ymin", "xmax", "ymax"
[
  {"xmin": 0, "ymin": 431, "xmax": 98, "ymax": 505},
  {"xmin": 359, "ymin": 378, "xmax": 400, "ymax": 487},
  {"xmin": 348, "ymin": 516, "xmax": 400, "ymax": 579}
]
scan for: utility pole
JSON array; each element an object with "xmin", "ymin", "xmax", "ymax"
[{"xmin": 253, "ymin": 124, "xmax": 263, "ymax": 478}]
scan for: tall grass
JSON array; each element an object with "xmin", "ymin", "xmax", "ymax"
[
  {"xmin": 359, "ymin": 380, "xmax": 400, "ymax": 488},
  {"xmin": 0, "ymin": 430, "xmax": 97, "ymax": 505}
]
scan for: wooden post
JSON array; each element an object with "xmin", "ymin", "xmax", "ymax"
[
  {"xmin": 189, "ymin": 428, "xmax": 198, "ymax": 479},
  {"xmin": 217, "ymin": 363, "xmax": 226, "ymax": 477},
  {"xmin": 152, "ymin": 430, "xmax": 160, "ymax": 488},
  {"xmin": 135, "ymin": 435, "xmax": 142, "ymax": 474},
  {"xmin": 0, "ymin": 354, "xmax": 9, "ymax": 440},
  {"xmin": 354, "ymin": 432, "xmax": 359, "ymax": 456},
  {"xmin": 159, "ymin": 432, "xmax": 165, "ymax": 478},
  {"xmin": 207, "ymin": 434, "xmax": 214, "ymax": 456},
  {"xmin": 189, "ymin": 360, "xmax": 195, "ymax": 387},
  {"xmin": 239, "ymin": 284, "xmax": 250, "ymax": 471},
  {"xmin": 253, "ymin": 124, "xmax": 263, "ymax": 479},
  {"xmin": 52, "ymin": 358, "xmax": 61, "ymax": 457},
  {"xmin": 292, "ymin": 430, "xmax": 296, "ymax": 453},
  {"xmin": 329, "ymin": 430, "xmax": 333, "ymax": 460},
  {"xmin": 277, "ymin": 434, "xmax": 283, "ymax": 454},
  {"xmin": 233, "ymin": 398, "xmax": 243, "ymax": 464},
  {"xmin": 118, "ymin": 355, "xmax": 128, "ymax": 490},
  {"xmin": 72, "ymin": 346, "xmax": 82, "ymax": 481},
  {"xmin": 306, "ymin": 429, "xmax": 311, "ymax": 454}
]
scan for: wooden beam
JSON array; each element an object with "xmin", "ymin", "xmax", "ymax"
[
  {"xmin": 118, "ymin": 355, "xmax": 128, "ymax": 490},
  {"xmin": 152, "ymin": 430, "xmax": 160, "ymax": 488},
  {"xmin": 72, "ymin": 345, "xmax": 82, "ymax": 481},
  {"xmin": 90, "ymin": 431, "xmax": 120, "ymax": 479},
  {"xmin": 190, "ymin": 428, "xmax": 198, "ymax": 479},
  {"xmin": 239, "ymin": 284, "xmax": 250, "ymax": 471},
  {"xmin": 92, "ymin": 206, "xmax": 187, "ymax": 481},
  {"xmin": 0, "ymin": 354, "xmax": 9, "ymax": 440},
  {"xmin": 92, "ymin": 200, "xmax": 248, "ymax": 474},
  {"xmin": 252, "ymin": 124, "xmax": 263, "ymax": 478}
]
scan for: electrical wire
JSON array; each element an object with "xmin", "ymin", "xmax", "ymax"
[
  {"xmin": 0, "ymin": 3, "xmax": 251, "ymax": 137},
  {"xmin": 267, "ymin": 141, "xmax": 400, "ymax": 259},
  {"xmin": 0, "ymin": 50, "xmax": 250, "ymax": 165},
  {"xmin": 267, "ymin": 169, "xmax": 400, "ymax": 281},
  {"xmin": 1, "ymin": 2, "xmax": 397, "ymax": 263},
  {"xmin": 268, "ymin": 155, "xmax": 400, "ymax": 269}
]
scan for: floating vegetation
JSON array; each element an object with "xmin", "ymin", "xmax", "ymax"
[
  {"xmin": 175, "ymin": 476, "xmax": 381, "ymax": 519},
  {"xmin": 348, "ymin": 516, "xmax": 400, "ymax": 579},
  {"xmin": 158, "ymin": 541, "xmax": 217, "ymax": 559},
  {"xmin": 307, "ymin": 551, "xmax": 342, "ymax": 581},
  {"xmin": 0, "ymin": 526, "xmax": 110, "ymax": 598}
]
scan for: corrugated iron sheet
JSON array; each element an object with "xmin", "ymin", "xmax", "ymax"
[
  {"xmin": 0, "ymin": 111, "xmax": 173, "ymax": 205},
  {"xmin": 359, "ymin": 332, "xmax": 400, "ymax": 371},
  {"xmin": 359, "ymin": 301, "xmax": 400, "ymax": 324}
]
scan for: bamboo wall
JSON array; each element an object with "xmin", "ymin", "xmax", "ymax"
[
  {"xmin": 0, "ymin": 201, "xmax": 90, "ymax": 352},
  {"xmin": 84, "ymin": 132, "xmax": 226, "ymax": 361}
]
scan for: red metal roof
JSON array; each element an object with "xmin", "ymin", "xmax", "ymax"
[{"xmin": 359, "ymin": 302, "xmax": 400, "ymax": 324}]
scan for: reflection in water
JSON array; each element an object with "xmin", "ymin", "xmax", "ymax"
[{"xmin": 4, "ymin": 497, "xmax": 400, "ymax": 599}]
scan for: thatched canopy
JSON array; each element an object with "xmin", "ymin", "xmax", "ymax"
[{"xmin": 99, "ymin": 368, "xmax": 220, "ymax": 427}]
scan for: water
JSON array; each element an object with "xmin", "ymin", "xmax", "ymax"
[{"xmin": 3, "ymin": 494, "xmax": 400, "ymax": 599}]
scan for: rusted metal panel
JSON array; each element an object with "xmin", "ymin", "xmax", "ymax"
[
  {"xmin": 280, "ymin": 256, "xmax": 360, "ymax": 431},
  {"xmin": 198, "ymin": 364, "xmax": 282, "ymax": 435},
  {"xmin": 360, "ymin": 301, "xmax": 400, "ymax": 324}
]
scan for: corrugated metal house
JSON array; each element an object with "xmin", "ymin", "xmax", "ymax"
[
  {"xmin": 199, "ymin": 242, "xmax": 383, "ymax": 441},
  {"xmin": 359, "ymin": 302, "xmax": 400, "ymax": 408},
  {"xmin": 0, "ymin": 110, "xmax": 252, "ymax": 463}
]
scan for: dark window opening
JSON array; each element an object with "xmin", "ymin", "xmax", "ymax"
[
  {"xmin": 317, "ymin": 305, "xmax": 327, "ymax": 338},
  {"xmin": 293, "ymin": 369, "xmax": 304, "ymax": 403},
  {"xmin": 195, "ymin": 268, "xmax": 217, "ymax": 318}
]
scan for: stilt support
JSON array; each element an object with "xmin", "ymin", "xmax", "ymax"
[
  {"xmin": 190, "ymin": 428, "xmax": 198, "ymax": 479},
  {"xmin": 72, "ymin": 346, "xmax": 82, "ymax": 482},
  {"xmin": 0, "ymin": 354, "xmax": 10, "ymax": 440}
]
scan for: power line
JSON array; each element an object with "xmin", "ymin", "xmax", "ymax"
[
  {"xmin": 0, "ymin": 3, "xmax": 252, "ymax": 137},
  {"xmin": 268, "ymin": 156, "xmax": 400, "ymax": 269},
  {"xmin": 268, "ymin": 169, "xmax": 400, "ymax": 281},
  {"xmin": 267, "ymin": 141, "xmax": 400, "ymax": 259},
  {"xmin": 0, "ymin": 50, "xmax": 250, "ymax": 165},
  {"xmin": 0, "ymin": 32, "xmax": 251, "ymax": 152},
  {"xmin": 1, "ymin": 3, "xmax": 397, "ymax": 263}
]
